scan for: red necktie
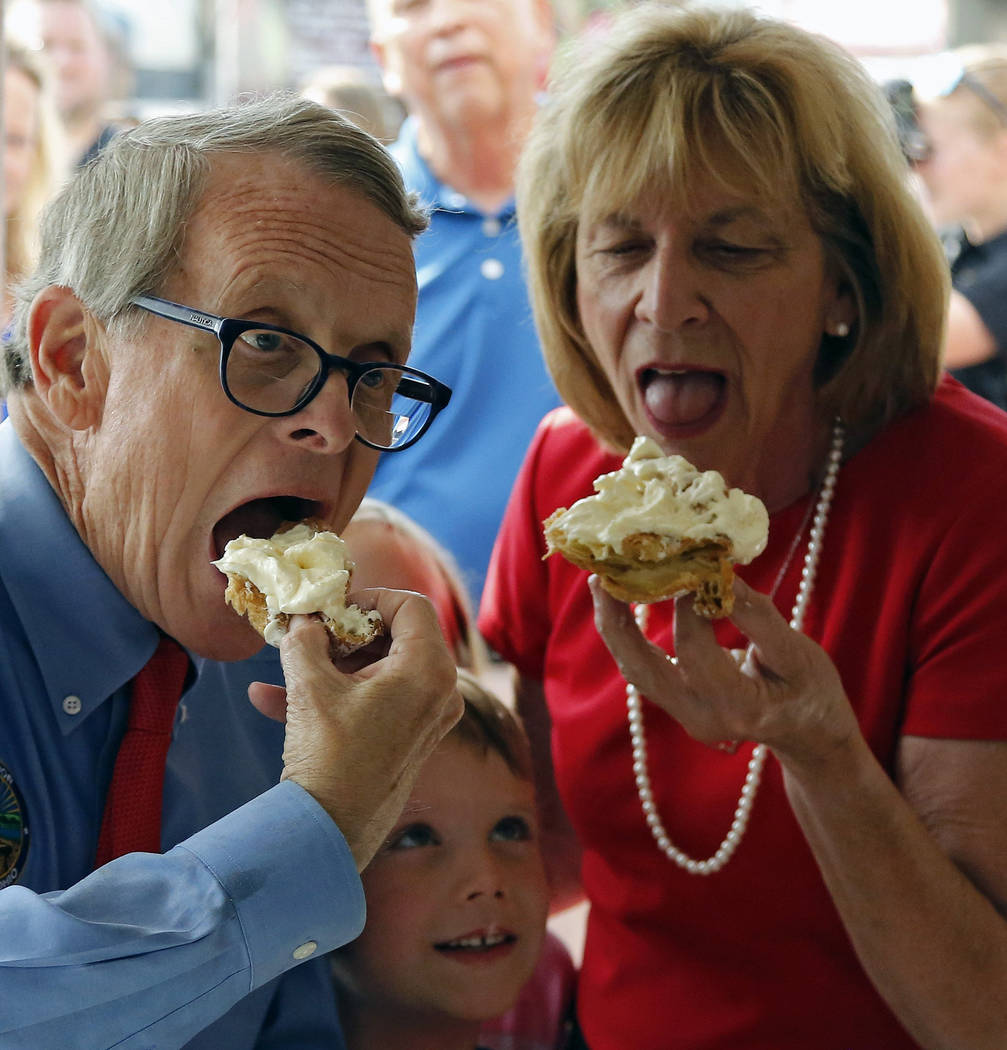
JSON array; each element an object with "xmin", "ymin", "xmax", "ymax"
[{"xmin": 95, "ymin": 636, "xmax": 190, "ymax": 866}]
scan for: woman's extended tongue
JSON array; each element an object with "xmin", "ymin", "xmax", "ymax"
[{"xmin": 644, "ymin": 371, "xmax": 723, "ymax": 426}]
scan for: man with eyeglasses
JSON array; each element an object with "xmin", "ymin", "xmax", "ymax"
[
  {"xmin": 913, "ymin": 47, "xmax": 1007, "ymax": 413},
  {"xmin": 0, "ymin": 95, "xmax": 461, "ymax": 1048}
]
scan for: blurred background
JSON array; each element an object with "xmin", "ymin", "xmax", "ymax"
[{"xmin": 2, "ymin": 0, "xmax": 1003, "ymax": 127}]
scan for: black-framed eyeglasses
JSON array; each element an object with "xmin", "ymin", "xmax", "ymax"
[{"xmin": 130, "ymin": 295, "xmax": 452, "ymax": 452}]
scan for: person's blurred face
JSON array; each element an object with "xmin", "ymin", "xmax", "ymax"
[
  {"xmin": 333, "ymin": 735, "xmax": 548, "ymax": 1023},
  {"xmin": 916, "ymin": 94, "xmax": 1007, "ymax": 230},
  {"xmin": 76, "ymin": 154, "xmax": 418, "ymax": 659},
  {"xmin": 370, "ymin": 0, "xmax": 552, "ymax": 131},
  {"xmin": 39, "ymin": 1, "xmax": 111, "ymax": 118},
  {"xmin": 343, "ymin": 515, "xmax": 464, "ymax": 654},
  {"xmin": 574, "ymin": 161, "xmax": 853, "ymax": 511},
  {"xmin": 3, "ymin": 67, "xmax": 40, "ymax": 218}
]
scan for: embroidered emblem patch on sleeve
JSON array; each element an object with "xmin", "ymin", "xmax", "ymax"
[{"xmin": 0, "ymin": 760, "xmax": 30, "ymax": 887}]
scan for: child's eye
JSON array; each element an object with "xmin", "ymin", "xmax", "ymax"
[
  {"xmin": 387, "ymin": 822, "xmax": 439, "ymax": 850},
  {"xmin": 491, "ymin": 815, "xmax": 532, "ymax": 843}
]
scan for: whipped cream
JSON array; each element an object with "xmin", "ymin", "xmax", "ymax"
[
  {"xmin": 555, "ymin": 436, "xmax": 769, "ymax": 563},
  {"xmin": 213, "ymin": 523, "xmax": 382, "ymax": 646}
]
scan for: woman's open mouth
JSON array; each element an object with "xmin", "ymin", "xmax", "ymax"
[{"xmin": 640, "ymin": 367, "xmax": 727, "ymax": 435}]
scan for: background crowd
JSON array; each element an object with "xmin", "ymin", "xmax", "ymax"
[{"xmin": 2, "ymin": 1, "xmax": 1007, "ymax": 1048}]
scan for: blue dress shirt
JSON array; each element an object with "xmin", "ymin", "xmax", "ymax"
[
  {"xmin": 367, "ymin": 117, "xmax": 561, "ymax": 608},
  {"xmin": 0, "ymin": 420, "xmax": 362, "ymax": 1048}
]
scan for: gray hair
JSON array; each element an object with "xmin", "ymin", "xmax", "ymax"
[{"xmin": 2, "ymin": 92, "xmax": 427, "ymax": 394}]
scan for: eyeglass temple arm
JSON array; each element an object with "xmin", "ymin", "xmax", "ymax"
[
  {"xmin": 396, "ymin": 376, "xmax": 440, "ymax": 405},
  {"xmin": 132, "ymin": 295, "xmax": 226, "ymax": 339},
  {"xmin": 395, "ymin": 375, "xmax": 452, "ymax": 409}
]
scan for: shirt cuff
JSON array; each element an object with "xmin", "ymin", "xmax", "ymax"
[{"xmin": 176, "ymin": 780, "xmax": 365, "ymax": 989}]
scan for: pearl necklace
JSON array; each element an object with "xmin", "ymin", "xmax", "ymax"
[{"xmin": 626, "ymin": 420, "xmax": 845, "ymax": 874}]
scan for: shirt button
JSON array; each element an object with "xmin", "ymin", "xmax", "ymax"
[
  {"xmin": 292, "ymin": 940, "xmax": 317, "ymax": 960},
  {"xmin": 62, "ymin": 695, "xmax": 83, "ymax": 716},
  {"xmin": 482, "ymin": 217, "xmax": 502, "ymax": 237},
  {"xmin": 480, "ymin": 258, "xmax": 504, "ymax": 281}
]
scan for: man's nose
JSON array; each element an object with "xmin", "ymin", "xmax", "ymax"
[{"xmin": 276, "ymin": 372, "xmax": 358, "ymax": 453}]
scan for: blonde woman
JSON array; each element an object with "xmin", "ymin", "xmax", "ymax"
[{"xmin": 481, "ymin": 5, "xmax": 1007, "ymax": 1047}]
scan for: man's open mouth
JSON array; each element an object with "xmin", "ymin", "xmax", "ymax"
[{"xmin": 212, "ymin": 495, "xmax": 321, "ymax": 559}]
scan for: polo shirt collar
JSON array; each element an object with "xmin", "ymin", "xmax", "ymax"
[{"xmin": 0, "ymin": 422, "xmax": 160, "ymax": 732}]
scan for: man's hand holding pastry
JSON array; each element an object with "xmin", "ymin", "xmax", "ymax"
[{"xmin": 249, "ymin": 588, "xmax": 461, "ymax": 870}]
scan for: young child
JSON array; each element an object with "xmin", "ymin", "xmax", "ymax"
[{"xmin": 330, "ymin": 670, "xmax": 574, "ymax": 1050}]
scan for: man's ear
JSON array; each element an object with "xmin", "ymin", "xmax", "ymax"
[
  {"xmin": 534, "ymin": 0, "xmax": 557, "ymax": 42},
  {"xmin": 370, "ymin": 39, "xmax": 401, "ymax": 99},
  {"xmin": 532, "ymin": 0, "xmax": 557, "ymax": 78},
  {"xmin": 27, "ymin": 286, "xmax": 108, "ymax": 430}
]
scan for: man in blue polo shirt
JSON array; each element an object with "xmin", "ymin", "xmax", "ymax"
[
  {"xmin": 365, "ymin": 0, "xmax": 561, "ymax": 609},
  {"xmin": 0, "ymin": 95, "xmax": 459, "ymax": 1049}
]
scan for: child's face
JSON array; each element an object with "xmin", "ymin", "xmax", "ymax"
[{"xmin": 335, "ymin": 735, "xmax": 549, "ymax": 1021}]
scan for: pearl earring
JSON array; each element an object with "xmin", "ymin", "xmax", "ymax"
[{"xmin": 831, "ymin": 321, "xmax": 850, "ymax": 338}]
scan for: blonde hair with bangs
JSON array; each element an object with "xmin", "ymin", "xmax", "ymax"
[{"xmin": 518, "ymin": 3, "xmax": 949, "ymax": 452}]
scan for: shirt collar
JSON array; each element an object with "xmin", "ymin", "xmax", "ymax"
[{"xmin": 0, "ymin": 422, "xmax": 161, "ymax": 732}]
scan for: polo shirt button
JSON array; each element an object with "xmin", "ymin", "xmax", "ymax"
[
  {"xmin": 480, "ymin": 258, "xmax": 504, "ymax": 280},
  {"xmin": 292, "ymin": 940, "xmax": 317, "ymax": 960},
  {"xmin": 62, "ymin": 695, "xmax": 82, "ymax": 716},
  {"xmin": 482, "ymin": 217, "xmax": 501, "ymax": 236}
]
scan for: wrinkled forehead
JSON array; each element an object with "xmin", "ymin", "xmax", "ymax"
[{"xmin": 170, "ymin": 154, "xmax": 417, "ymax": 313}]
